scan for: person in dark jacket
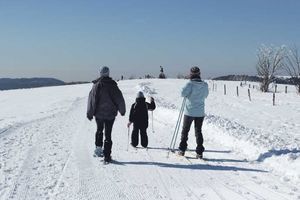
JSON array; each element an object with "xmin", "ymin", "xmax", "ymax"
[
  {"xmin": 127, "ymin": 92, "xmax": 156, "ymax": 148},
  {"xmin": 178, "ymin": 66, "xmax": 209, "ymax": 159},
  {"xmin": 87, "ymin": 66, "xmax": 126, "ymax": 162}
]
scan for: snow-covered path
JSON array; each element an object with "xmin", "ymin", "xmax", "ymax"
[{"xmin": 1, "ymin": 80, "xmax": 300, "ymax": 200}]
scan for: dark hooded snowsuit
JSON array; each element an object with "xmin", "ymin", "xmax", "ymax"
[
  {"xmin": 87, "ymin": 76, "xmax": 126, "ymax": 159},
  {"xmin": 129, "ymin": 97, "xmax": 156, "ymax": 148}
]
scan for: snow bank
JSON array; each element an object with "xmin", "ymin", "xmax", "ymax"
[{"xmin": 0, "ymin": 84, "xmax": 90, "ymax": 134}]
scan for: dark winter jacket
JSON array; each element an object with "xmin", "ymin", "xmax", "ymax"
[
  {"xmin": 129, "ymin": 97, "xmax": 156, "ymax": 129},
  {"xmin": 87, "ymin": 77, "xmax": 126, "ymax": 120}
]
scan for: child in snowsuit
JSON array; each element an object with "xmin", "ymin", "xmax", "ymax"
[{"xmin": 127, "ymin": 92, "xmax": 156, "ymax": 148}]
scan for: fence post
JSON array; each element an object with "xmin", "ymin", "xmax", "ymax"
[
  {"xmin": 249, "ymin": 84, "xmax": 251, "ymax": 88},
  {"xmin": 285, "ymin": 86, "xmax": 287, "ymax": 94},
  {"xmin": 275, "ymin": 85, "xmax": 277, "ymax": 93},
  {"xmin": 236, "ymin": 86, "xmax": 239, "ymax": 96},
  {"xmin": 273, "ymin": 93, "xmax": 275, "ymax": 106},
  {"xmin": 248, "ymin": 89, "xmax": 251, "ymax": 101},
  {"xmin": 224, "ymin": 84, "xmax": 226, "ymax": 95}
]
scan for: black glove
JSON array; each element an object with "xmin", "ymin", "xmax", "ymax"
[
  {"xmin": 121, "ymin": 112, "xmax": 125, "ymax": 116},
  {"xmin": 87, "ymin": 114, "xmax": 93, "ymax": 121}
]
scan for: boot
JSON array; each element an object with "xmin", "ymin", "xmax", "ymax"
[
  {"xmin": 196, "ymin": 153, "xmax": 203, "ymax": 159},
  {"xmin": 178, "ymin": 150, "xmax": 185, "ymax": 156},
  {"xmin": 104, "ymin": 156, "xmax": 112, "ymax": 163},
  {"xmin": 94, "ymin": 146, "xmax": 103, "ymax": 157}
]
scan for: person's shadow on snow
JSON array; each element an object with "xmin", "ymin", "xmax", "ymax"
[
  {"xmin": 107, "ymin": 147, "xmax": 267, "ymax": 172},
  {"xmin": 114, "ymin": 161, "xmax": 267, "ymax": 172}
]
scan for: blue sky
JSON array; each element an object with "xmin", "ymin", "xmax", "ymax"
[{"xmin": 1, "ymin": 0, "xmax": 300, "ymax": 81}]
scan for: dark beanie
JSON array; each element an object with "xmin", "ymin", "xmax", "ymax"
[
  {"xmin": 190, "ymin": 66, "xmax": 200, "ymax": 76},
  {"xmin": 100, "ymin": 66, "xmax": 110, "ymax": 77}
]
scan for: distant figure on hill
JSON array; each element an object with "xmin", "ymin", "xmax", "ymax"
[
  {"xmin": 87, "ymin": 66, "xmax": 126, "ymax": 163},
  {"xmin": 127, "ymin": 92, "xmax": 156, "ymax": 148},
  {"xmin": 159, "ymin": 66, "xmax": 166, "ymax": 79},
  {"xmin": 178, "ymin": 66, "xmax": 209, "ymax": 159}
]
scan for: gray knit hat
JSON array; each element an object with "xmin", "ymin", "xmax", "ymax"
[
  {"xmin": 190, "ymin": 66, "xmax": 200, "ymax": 76},
  {"xmin": 100, "ymin": 66, "xmax": 110, "ymax": 77},
  {"xmin": 136, "ymin": 91, "xmax": 144, "ymax": 98}
]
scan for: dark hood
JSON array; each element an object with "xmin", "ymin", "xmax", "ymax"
[
  {"xmin": 92, "ymin": 77, "xmax": 117, "ymax": 86},
  {"xmin": 136, "ymin": 97, "xmax": 146, "ymax": 104}
]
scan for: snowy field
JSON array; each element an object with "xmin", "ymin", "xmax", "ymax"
[{"xmin": 0, "ymin": 79, "xmax": 300, "ymax": 200}]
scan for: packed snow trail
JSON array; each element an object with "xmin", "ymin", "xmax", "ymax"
[{"xmin": 1, "ymin": 80, "xmax": 300, "ymax": 200}]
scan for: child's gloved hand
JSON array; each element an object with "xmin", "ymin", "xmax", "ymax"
[{"xmin": 127, "ymin": 122, "xmax": 132, "ymax": 128}]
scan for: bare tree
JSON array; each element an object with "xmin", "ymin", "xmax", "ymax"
[
  {"xmin": 256, "ymin": 45, "xmax": 286, "ymax": 92},
  {"xmin": 284, "ymin": 46, "xmax": 300, "ymax": 94}
]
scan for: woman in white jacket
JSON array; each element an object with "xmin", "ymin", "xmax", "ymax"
[{"xmin": 178, "ymin": 66, "xmax": 209, "ymax": 159}]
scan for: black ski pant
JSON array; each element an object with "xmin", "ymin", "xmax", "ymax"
[
  {"xmin": 178, "ymin": 115, "xmax": 205, "ymax": 155},
  {"xmin": 131, "ymin": 125, "xmax": 148, "ymax": 148},
  {"xmin": 95, "ymin": 118, "xmax": 115, "ymax": 158}
]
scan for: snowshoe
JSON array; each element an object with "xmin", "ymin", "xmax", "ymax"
[{"xmin": 94, "ymin": 146, "xmax": 103, "ymax": 157}]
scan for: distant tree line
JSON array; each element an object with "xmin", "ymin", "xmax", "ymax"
[{"xmin": 0, "ymin": 78, "xmax": 65, "ymax": 90}]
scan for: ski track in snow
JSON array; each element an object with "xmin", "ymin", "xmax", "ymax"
[{"xmin": 1, "ymin": 80, "xmax": 300, "ymax": 200}]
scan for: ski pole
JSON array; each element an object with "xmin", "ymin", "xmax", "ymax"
[
  {"xmin": 127, "ymin": 126, "xmax": 130, "ymax": 151},
  {"xmin": 151, "ymin": 111, "xmax": 154, "ymax": 133},
  {"xmin": 167, "ymin": 98, "xmax": 186, "ymax": 156},
  {"xmin": 171, "ymin": 100, "xmax": 185, "ymax": 151},
  {"xmin": 167, "ymin": 100, "xmax": 184, "ymax": 157},
  {"xmin": 169, "ymin": 98, "xmax": 185, "ymax": 150}
]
